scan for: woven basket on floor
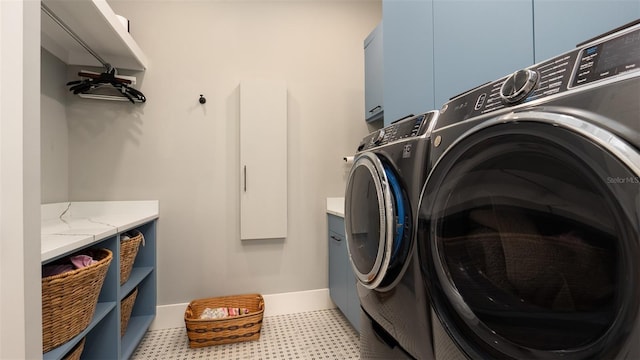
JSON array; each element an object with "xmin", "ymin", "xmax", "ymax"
[
  {"xmin": 184, "ymin": 294, "xmax": 265, "ymax": 348},
  {"xmin": 121, "ymin": 287, "xmax": 138, "ymax": 337},
  {"xmin": 120, "ymin": 231, "xmax": 143, "ymax": 285},
  {"xmin": 62, "ymin": 338, "xmax": 85, "ymax": 360},
  {"xmin": 42, "ymin": 248, "xmax": 112, "ymax": 353}
]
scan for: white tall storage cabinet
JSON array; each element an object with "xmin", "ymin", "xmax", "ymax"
[{"xmin": 240, "ymin": 80, "xmax": 288, "ymax": 240}]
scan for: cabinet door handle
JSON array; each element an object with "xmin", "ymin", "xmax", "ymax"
[
  {"xmin": 369, "ymin": 105, "xmax": 382, "ymax": 113},
  {"xmin": 330, "ymin": 235, "xmax": 342, "ymax": 242},
  {"xmin": 244, "ymin": 165, "xmax": 247, "ymax": 192}
]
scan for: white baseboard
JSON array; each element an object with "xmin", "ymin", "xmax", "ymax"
[{"xmin": 149, "ymin": 288, "xmax": 335, "ymax": 331}]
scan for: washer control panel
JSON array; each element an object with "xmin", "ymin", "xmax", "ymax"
[
  {"xmin": 358, "ymin": 112, "xmax": 437, "ymax": 151},
  {"xmin": 436, "ymin": 20, "xmax": 640, "ymax": 130}
]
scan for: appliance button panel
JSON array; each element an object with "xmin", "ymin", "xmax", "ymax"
[
  {"xmin": 481, "ymin": 82, "xmax": 506, "ymax": 114},
  {"xmin": 529, "ymin": 55, "xmax": 571, "ymax": 98},
  {"xmin": 360, "ymin": 114, "xmax": 429, "ymax": 150}
]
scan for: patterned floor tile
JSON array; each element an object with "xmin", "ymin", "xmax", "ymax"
[{"xmin": 131, "ymin": 309, "xmax": 359, "ymax": 360}]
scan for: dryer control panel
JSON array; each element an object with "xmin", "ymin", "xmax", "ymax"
[
  {"xmin": 358, "ymin": 112, "xmax": 437, "ymax": 151},
  {"xmin": 436, "ymin": 19, "xmax": 640, "ymax": 130}
]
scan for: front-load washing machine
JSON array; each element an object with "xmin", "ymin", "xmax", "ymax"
[
  {"xmin": 417, "ymin": 19, "xmax": 640, "ymax": 360},
  {"xmin": 345, "ymin": 111, "xmax": 439, "ymax": 359}
]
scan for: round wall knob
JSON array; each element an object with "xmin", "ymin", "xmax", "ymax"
[{"xmin": 500, "ymin": 69, "xmax": 538, "ymax": 104}]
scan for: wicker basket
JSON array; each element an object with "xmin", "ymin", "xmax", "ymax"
[
  {"xmin": 184, "ymin": 294, "xmax": 264, "ymax": 348},
  {"xmin": 42, "ymin": 248, "xmax": 112, "ymax": 353},
  {"xmin": 121, "ymin": 287, "xmax": 138, "ymax": 337},
  {"xmin": 62, "ymin": 338, "xmax": 85, "ymax": 360},
  {"xmin": 120, "ymin": 231, "xmax": 143, "ymax": 285}
]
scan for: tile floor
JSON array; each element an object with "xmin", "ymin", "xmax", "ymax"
[{"xmin": 131, "ymin": 309, "xmax": 360, "ymax": 360}]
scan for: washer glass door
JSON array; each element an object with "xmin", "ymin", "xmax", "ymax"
[
  {"xmin": 345, "ymin": 152, "xmax": 409, "ymax": 290},
  {"xmin": 418, "ymin": 118, "xmax": 640, "ymax": 359}
]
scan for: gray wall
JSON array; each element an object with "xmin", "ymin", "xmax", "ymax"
[{"xmin": 41, "ymin": 0, "xmax": 380, "ymax": 305}]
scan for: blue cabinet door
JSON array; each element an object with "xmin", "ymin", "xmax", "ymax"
[
  {"xmin": 329, "ymin": 229, "xmax": 348, "ymax": 313},
  {"xmin": 328, "ymin": 214, "xmax": 362, "ymax": 331},
  {"xmin": 433, "ymin": 0, "xmax": 534, "ymax": 108},
  {"xmin": 328, "ymin": 215, "xmax": 348, "ymax": 315},
  {"xmin": 382, "ymin": 0, "xmax": 435, "ymax": 126},
  {"xmin": 365, "ymin": 23, "xmax": 384, "ymax": 123},
  {"xmin": 534, "ymin": 0, "xmax": 640, "ymax": 62}
]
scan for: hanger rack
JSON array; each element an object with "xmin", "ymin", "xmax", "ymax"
[{"xmin": 41, "ymin": 2, "xmax": 146, "ymax": 103}]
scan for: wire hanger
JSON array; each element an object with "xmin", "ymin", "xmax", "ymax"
[{"xmin": 41, "ymin": 2, "xmax": 147, "ymax": 104}]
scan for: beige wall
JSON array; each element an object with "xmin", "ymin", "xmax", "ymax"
[{"xmin": 41, "ymin": 0, "xmax": 380, "ymax": 305}]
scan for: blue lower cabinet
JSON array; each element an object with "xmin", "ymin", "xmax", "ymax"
[
  {"xmin": 329, "ymin": 228, "xmax": 348, "ymax": 314},
  {"xmin": 328, "ymin": 214, "xmax": 360, "ymax": 332}
]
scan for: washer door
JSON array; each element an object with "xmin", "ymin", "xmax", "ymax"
[
  {"xmin": 418, "ymin": 112, "xmax": 640, "ymax": 359},
  {"xmin": 345, "ymin": 152, "xmax": 412, "ymax": 291}
]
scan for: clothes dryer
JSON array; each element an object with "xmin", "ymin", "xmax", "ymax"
[
  {"xmin": 345, "ymin": 111, "xmax": 439, "ymax": 359},
  {"xmin": 417, "ymin": 20, "xmax": 640, "ymax": 360}
]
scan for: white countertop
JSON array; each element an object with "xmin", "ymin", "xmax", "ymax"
[
  {"xmin": 41, "ymin": 201, "xmax": 159, "ymax": 262},
  {"xmin": 326, "ymin": 197, "xmax": 344, "ymax": 218}
]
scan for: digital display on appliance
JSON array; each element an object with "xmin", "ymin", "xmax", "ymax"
[
  {"xmin": 595, "ymin": 28, "xmax": 640, "ymax": 74},
  {"xmin": 572, "ymin": 28, "xmax": 640, "ymax": 87}
]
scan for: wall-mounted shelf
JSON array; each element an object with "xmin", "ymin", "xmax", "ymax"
[{"xmin": 41, "ymin": 0, "xmax": 148, "ymax": 71}]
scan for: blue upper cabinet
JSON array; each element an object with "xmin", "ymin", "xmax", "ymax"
[
  {"xmin": 382, "ymin": 0, "xmax": 435, "ymax": 126},
  {"xmin": 365, "ymin": 23, "xmax": 384, "ymax": 123},
  {"xmin": 433, "ymin": 0, "xmax": 534, "ymax": 109},
  {"xmin": 533, "ymin": 0, "xmax": 640, "ymax": 62}
]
